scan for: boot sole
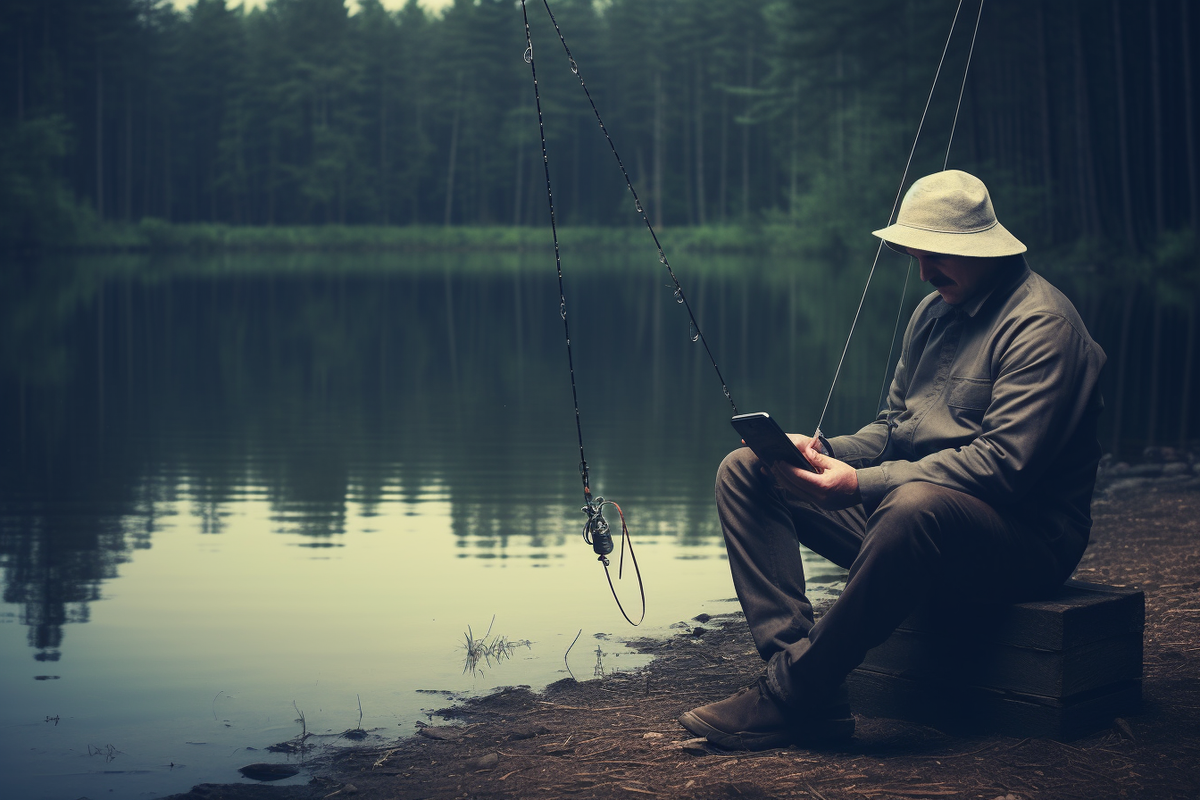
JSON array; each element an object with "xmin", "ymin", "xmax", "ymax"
[{"xmin": 677, "ymin": 710, "xmax": 854, "ymax": 752}]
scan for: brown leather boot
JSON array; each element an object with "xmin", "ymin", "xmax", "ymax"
[{"xmin": 677, "ymin": 678, "xmax": 853, "ymax": 751}]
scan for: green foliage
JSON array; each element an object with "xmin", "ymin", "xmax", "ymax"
[
  {"xmin": 0, "ymin": 0, "xmax": 1195, "ymax": 271},
  {"xmin": 0, "ymin": 115, "xmax": 93, "ymax": 247}
]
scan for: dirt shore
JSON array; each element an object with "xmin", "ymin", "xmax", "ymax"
[{"xmin": 162, "ymin": 487, "xmax": 1200, "ymax": 800}]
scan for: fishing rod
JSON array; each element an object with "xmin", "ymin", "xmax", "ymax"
[{"xmin": 520, "ymin": 0, "xmax": 644, "ymax": 627}]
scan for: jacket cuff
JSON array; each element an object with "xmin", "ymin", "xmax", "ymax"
[
  {"xmin": 855, "ymin": 466, "xmax": 890, "ymax": 515},
  {"xmin": 828, "ymin": 435, "xmax": 876, "ymax": 467}
]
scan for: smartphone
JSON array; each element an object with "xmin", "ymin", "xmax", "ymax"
[{"xmin": 730, "ymin": 412, "xmax": 817, "ymax": 473}]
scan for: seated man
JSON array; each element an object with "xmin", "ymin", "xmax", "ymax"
[{"xmin": 679, "ymin": 169, "xmax": 1106, "ymax": 750}]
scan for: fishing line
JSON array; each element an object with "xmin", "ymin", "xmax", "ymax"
[
  {"xmin": 813, "ymin": 0, "xmax": 984, "ymax": 445},
  {"xmin": 535, "ymin": 0, "xmax": 737, "ymax": 415},
  {"xmin": 520, "ymin": 0, "xmax": 644, "ymax": 626}
]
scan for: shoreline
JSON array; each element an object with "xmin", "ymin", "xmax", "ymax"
[{"xmin": 161, "ymin": 486, "xmax": 1200, "ymax": 800}]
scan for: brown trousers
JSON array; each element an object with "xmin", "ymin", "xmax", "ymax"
[{"xmin": 714, "ymin": 447, "xmax": 1078, "ymax": 708}]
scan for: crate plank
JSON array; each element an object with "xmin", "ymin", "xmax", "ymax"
[
  {"xmin": 861, "ymin": 630, "xmax": 1143, "ymax": 696},
  {"xmin": 847, "ymin": 670, "xmax": 1141, "ymax": 740},
  {"xmin": 896, "ymin": 580, "xmax": 1145, "ymax": 651}
]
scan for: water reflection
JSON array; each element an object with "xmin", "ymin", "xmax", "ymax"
[{"xmin": 0, "ymin": 248, "xmax": 1196, "ymax": 666}]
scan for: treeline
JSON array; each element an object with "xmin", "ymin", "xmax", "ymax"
[{"xmin": 0, "ymin": 0, "xmax": 1197, "ymax": 262}]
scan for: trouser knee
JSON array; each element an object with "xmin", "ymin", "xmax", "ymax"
[
  {"xmin": 715, "ymin": 447, "xmax": 760, "ymax": 499},
  {"xmin": 859, "ymin": 482, "xmax": 953, "ymax": 566}
]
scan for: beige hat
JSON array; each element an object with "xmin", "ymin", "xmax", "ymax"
[{"xmin": 872, "ymin": 170, "xmax": 1026, "ymax": 257}]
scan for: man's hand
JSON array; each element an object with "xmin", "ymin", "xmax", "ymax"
[{"xmin": 766, "ymin": 435, "xmax": 862, "ymax": 509}]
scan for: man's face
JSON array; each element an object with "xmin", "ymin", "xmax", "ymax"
[{"xmin": 903, "ymin": 248, "xmax": 1003, "ymax": 306}]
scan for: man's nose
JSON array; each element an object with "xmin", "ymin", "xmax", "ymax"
[{"xmin": 918, "ymin": 259, "xmax": 935, "ymax": 282}]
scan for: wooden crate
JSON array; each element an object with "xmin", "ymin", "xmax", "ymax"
[{"xmin": 846, "ymin": 580, "xmax": 1144, "ymax": 740}]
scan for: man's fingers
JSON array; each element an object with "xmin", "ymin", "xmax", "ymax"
[{"xmin": 805, "ymin": 447, "xmax": 832, "ymax": 469}]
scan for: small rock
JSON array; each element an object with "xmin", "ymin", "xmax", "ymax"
[
  {"xmin": 692, "ymin": 627, "xmax": 706, "ymax": 637},
  {"xmin": 468, "ymin": 752, "xmax": 500, "ymax": 770},
  {"xmin": 642, "ymin": 732, "xmax": 664, "ymax": 739},
  {"xmin": 679, "ymin": 737, "xmax": 711, "ymax": 755},
  {"xmin": 238, "ymin": 762, "xmax": 300, "ymax": 781},
  {"xmin": 419, "ymin": 726, "xmax": 464, "ymax": 741},
  {"xmin": 693, "ymin": 613, "xmax": 712, "ymax": 623},
  {"xmin": 508, "ymin": 725, "xmax": 551, "ymax": 741}
]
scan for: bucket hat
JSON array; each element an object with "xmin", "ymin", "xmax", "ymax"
[{"xmin": 872, "ymin": 170, "xmax": 1026, "ymax": 257}]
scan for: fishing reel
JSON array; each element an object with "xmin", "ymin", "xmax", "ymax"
[{"xmin": 581, "ymin": 497, "xmax": 614, "ymax": 561}]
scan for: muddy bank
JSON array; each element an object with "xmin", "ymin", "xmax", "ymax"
[{"xmin": 161, "ymin": 487, "xmax": 1200, "ymax": 800}]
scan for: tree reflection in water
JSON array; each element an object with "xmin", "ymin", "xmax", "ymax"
[{"xmin": 0, "ymin": 250, "xmax": 1195, "ymax": 661}]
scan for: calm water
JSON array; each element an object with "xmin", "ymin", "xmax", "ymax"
[{"xmin": 0, "ymin": 246, "xmax": 1194, "ymax": 799}]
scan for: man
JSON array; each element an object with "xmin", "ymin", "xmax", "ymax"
[{"xmin": 679, "ymin": 169, "xmax": 1106, "ymax": 750}]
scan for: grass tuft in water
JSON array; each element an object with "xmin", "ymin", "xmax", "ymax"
[{"xmin": 461, "ymin": 615, "xmax": 532, "ymax": 677}]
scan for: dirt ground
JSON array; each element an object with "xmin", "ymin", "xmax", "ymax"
[{"xmin": 162, "ymin": 487, "xmax": 1200, "ymax": 800}]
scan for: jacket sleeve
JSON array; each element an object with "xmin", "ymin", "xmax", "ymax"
[
  {"xmin": 852, "ymin": 312, "xmax": 1104, "ymax": 515},
  {"xmin": 825, "ymin": 313, "xmax": 915, "ymax": 468}
]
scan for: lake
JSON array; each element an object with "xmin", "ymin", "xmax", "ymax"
[{"xmin": 0, "ymin": 244, "xmax": 1193, "ymax": 799}]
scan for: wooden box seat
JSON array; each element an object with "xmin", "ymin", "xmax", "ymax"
[{"xmin": 846, "ymin": 580, "xmax": 1144, "ymax": 740}]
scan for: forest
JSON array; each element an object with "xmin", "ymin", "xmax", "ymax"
[{"xmin": 0, "ymin": 0, "xmax": 1197, "ymax": 269}]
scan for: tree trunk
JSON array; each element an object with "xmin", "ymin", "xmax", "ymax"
[
  {"xmin": 1179, "ymin": 296, "xmax": 1196, "ymax": 448},
  {"xmin": 1035, "ymin": 0, "xmax": 1054, "ymax": 240},
  {"xmin": 718, "ymin": 80, "xmax": 728, "ymax": 224},
  {"xmin": 1072, "ymin": 8, "xmax": 1100, "ymax": 238},
  {"xmin": 512, "ymin": 130, "xmax": 525, "ymax": 226},
  {"xmin": 653, "ymin": 70, "xmax": 663, "ymax": 228},
  {"xmin": 443, "ymin": 81, "xmax": 461, "ymax": 226},
  {"xmin": 96, "ymin": 284, "xmax": 105, "ymax": 439},
  {"xmin": 682, "ymin": 74, "xmax": 694, "ymax": 225},
  {"xmin": 16, "ymin": 35, "xmax": 23, "ymax": 123},
  {"xmin": 96, "ymin": 44, "xmax": 104, "ymax": 222},
  {"xmin": 694, "ymin": 57, "xmax": 706, "ymax": 225},
  {"xmin": 835, "ymin": 48, "xmax": 844, "ymax": 171},
  {"xmin": 380, "ymin": 62, "xmax": 389, "ymax": 225},
  {"xmin": 789, "ymin": 77, "xmax": 799, "ymax": 220},
  {"xmin": 1111, "ymin": 0, "xmax": 1137, "ymax": 249},
  {"xmin": 1110, "ymin": 285, "xmax": 1138, "ymax": 458},
  {"xmin": 124, "ymin": 81, "xmax": 133, "ymax": 222},
  {"xmin": 266, "ymin": 127, "xmax": 276, "ymax": 226},
  {"xmin": 164, "ymin": 114, "xmax": 172, "ymax": 221},
  {"xmin": 1145, "ymin": 286, "xmax": 1163, "ymax": 447},
  {"xmin": 143, "ymin": 86, "xmax": 153, "ymax": 220},
  {"xmin": 741, "ymin": 37, "xmax": 754, "ymax": 220},
  {"xmin": 413, "ymin": 91, "xmax": 423, "ymax": 223},
  {"xmin": 572, "ymin": 117, "xmax": 581, "ymax": 224},
  {"xmin": 1182, "ymin": 0, "xmax": 1198, "ymax": 230},
  {"xmin": 1150, "ymin": 0, "xmax": 1164, "ymax": 235}
]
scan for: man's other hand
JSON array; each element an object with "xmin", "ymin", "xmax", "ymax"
[{"xmin": 768, "ymin": 438, "xmax": 862, "ymax": 509}]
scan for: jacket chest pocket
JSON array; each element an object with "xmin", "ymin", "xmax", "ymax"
[{"xmin": 947, "ymin": 376, "xmax": 991, "ymax": 411}]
